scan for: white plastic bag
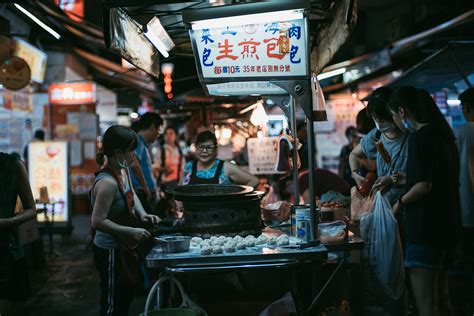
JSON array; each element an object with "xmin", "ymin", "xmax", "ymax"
[
  {"xmin": 144, "ymin": 276, "xmax": 207, "ymax": 316},
  {"xmin": 360, "ymin": 191, "xmax": 404, "ymax": 300}
]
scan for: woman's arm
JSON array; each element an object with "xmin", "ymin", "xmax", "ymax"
[
  {"xmin": 349, "ymin": 144, "xmax": 367, "ymax": 187},
  {"xmin": 0, "ymin": 160, "xmax": 36, "ymax": 228},
  {"xmin": 225, "ymin": 162, "xmax": 260, "ymax": 188}
]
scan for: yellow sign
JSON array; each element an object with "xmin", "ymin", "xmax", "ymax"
[
  {"xmin": 28, "ymin": 141, "xmax": 69, "ymax": 223},
  {"xmin": 14, "ymin": 38, "xmax": 48, "ymax": 83}
]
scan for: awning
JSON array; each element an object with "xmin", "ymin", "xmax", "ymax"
[
  {"xmin": 73, "ymin": 48, "xmax": 160, "ymax": 98},
  {"xmin": 321, "ymin": 9, "xmax": 474, "ymax": 93},
  {"xmin": 389, "ymin": 41, "xmax": 474, "ymax": 93}
]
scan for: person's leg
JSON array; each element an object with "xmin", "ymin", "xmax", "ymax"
[
  {"xmin": 438, "ymin": 268, "xmax": 454, "ymax": 316},
  {"xmin": 409, "ymin": 267, "xmax": 440, "ymax": 316},
  {"xmin": 93, "ymin": 245, "xmax": 121, "ymax": 316}
]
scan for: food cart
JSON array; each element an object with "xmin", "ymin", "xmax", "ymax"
[{"xmin": 141, "ymin": 1, "xmax": 365, "ymax": 315}]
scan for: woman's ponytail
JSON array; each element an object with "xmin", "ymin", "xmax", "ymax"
[{"xmin": 96, "ymin": 152, "xmax": 106, "ymax": 166}]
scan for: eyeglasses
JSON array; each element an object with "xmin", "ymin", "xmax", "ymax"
[{"xmin": 196, "ymin": 145, "xmax": 216, "ymax": 152}]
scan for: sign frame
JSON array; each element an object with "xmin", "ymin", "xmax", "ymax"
[
  {"xmin": 183, "ymin": 1, "xmax": 312, "ymax": 102},
  {"xmin": 28, "ymin": 141, "xmax": 71, "ymax": 228}
]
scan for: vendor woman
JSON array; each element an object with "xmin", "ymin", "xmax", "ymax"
[{"xmin": 182, "ymin": 130, "xmax": 259, "ymax": 188}]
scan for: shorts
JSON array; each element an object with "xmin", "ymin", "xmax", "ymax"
[
  {"xmin": 404, "ymin": 243, "xmax": 446, "ymax": 270},
  {"xmin": 0, "ymin": 250, "xmax": 30, "ymax": 300}
]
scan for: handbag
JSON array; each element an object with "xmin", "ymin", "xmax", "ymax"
[{"xmin": 142, "ymin": 276, "xmax": 207, "ymax": 316}]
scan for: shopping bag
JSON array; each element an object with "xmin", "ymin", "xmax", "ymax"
[
  {"xmin": 142, "ymin": 276, "xmax": 207, "ymax": 316},
  {"xmin": 350, "ymin": 186, "xmax": 374, "ymax": 221},
  {"xmin": 360, "ymin": 191, "xmax": 404, "ymax": 300}
]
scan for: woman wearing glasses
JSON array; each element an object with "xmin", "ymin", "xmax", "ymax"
[{"xmin": 182, "ymin": 130, "xmax": 259, "ymax": 188}]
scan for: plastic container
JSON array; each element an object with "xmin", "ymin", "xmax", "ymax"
[{"xmin": 294, "ymin": 205, "xmax": 313, "ymax": 242}]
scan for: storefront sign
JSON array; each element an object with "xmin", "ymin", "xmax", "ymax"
[
  {"xmin": 3, "ymin": 89, "xmax": 33, "ymax": 112},
  {"xmin": 28, "ymin": 141, "xmax": 69, "ymax": 223},
  {"xmin": 13, "ymin": 38, "xmax": 48, "ymax": 83},
  {"xmin": 55, "ymin": 0, "xmax": 84, "ymax": 23},
  {"xmin": 48, "ymin": 82, "xmax": 96, "ymax": 105},
  {"xmin": 247, "ymin": 137, "xmax": 281, "ymax": 175},
  {"xmin": 192, "ymin": 18, "xmax": 308, "ymax": 79}
]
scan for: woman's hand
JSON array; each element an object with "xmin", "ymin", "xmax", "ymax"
[
  {"xmin": 391, "ymin": 172, "xmax": 405, "ymax": 185},
  {"xmin": 372, "ymin": 176, "xmax": 393, "ymax": 193},
  {"xmin": 392, "ymin": 201, "xmax": 403, "ymax": 216},
  {"xmin": 351, "ymin": 172, "xmax": 365, "ymax": 188},
  {"xmin": 128, "ymin": 227, "xmax": 151, "ymax": 242},
  {"xmin": 140, "ymin": 214, "xmax": 161, "ymax": 225}
]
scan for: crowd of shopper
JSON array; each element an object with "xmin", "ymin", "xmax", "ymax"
[{"xmin": 1, "ymin": 86, "xmax": 472, "ymax": 316}]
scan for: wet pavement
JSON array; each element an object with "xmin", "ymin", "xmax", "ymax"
[
  {"xmin": 20, "ymin": 215, "xmax": 474, "ymax": 316},
  {"xmin": 23, "ymin": 215, "xmax": 146, "ymax": 316}
]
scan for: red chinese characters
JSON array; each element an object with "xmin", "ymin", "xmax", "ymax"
[
  {"xmin": 263, "ymin": 38, "xmax": 285, "ymax": 60},
  {"xmin": 238, "ymin": 39, "xmax": 260, "ymax": 60},
  {"xmin": 216, "ymin": 39, "xmax": 238, "ymax": 61}
]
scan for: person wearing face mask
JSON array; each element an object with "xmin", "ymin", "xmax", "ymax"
[
  {"xmin": 181, "ymin": 130, "xmax": 259, "ymax": 188},
  {"xmin": 349, "ymin": 87, "xmax": 409, "ymax": 204},
  {"xmin": 91, "ymin": 125, "xmax": 161, "ymax": 316},
  {"xmin": 388, "ymin": 87, "xmax": 461, "ymax": 316}
]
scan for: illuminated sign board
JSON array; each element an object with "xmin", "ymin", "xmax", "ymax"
[
  {"xmin": 28, "ymin": 141, "xmax": 69, "ymax": 224},
  {"xmin": 184, "ymin": 2, "xmax": 310, "ymax": 97},
  {"xmin": 14, "ymin": 38, "xmax": 48, "ymax": 83},
  {"xmin": 192, "ymin": 18, "xmax": 308, "ymax": 79},
  {"xmin": 48, "ymin": 82, "xmax": 96, "ymax": 105}
]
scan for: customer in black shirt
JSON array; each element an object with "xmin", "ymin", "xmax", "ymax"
[{"xmin": 389, "ymin": 86, "xmax": 461, "ymax": 316}]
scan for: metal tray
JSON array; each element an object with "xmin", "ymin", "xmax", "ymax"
[{"xmin": 145, "ymin": 241, "xmax": 327, "ymax": 268}]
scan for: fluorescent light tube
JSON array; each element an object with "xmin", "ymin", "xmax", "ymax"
[
  {"xmin": 14, "ymin": 4, "xmax": 61, "ymax": 40},
  {"xmin": 239, "ymin": 101, "xmax": 261, "ymax": 114},
  {"xmin": 316, "ymin": 67, "xmax": 346, "ymax": 81},
  {"xmin": 144, "ymin": 16, "xmax": 175, "ymax": 58},
  {"xmin": 190, "ymin": 9, "xmax": 304, "ymax": 30}
]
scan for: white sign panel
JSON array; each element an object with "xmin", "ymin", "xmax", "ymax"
[
  {"xmin": 14, "ymin": 38, "xmax": 48, "ymax": 83},
  {"xmin": 315, "ymin": 96, "xmax": 364, "ymax": 173},
  {"xmin": 207, "ymin": 81, "xmax": 287, "ymax": 96},
  {"xmin": 247, "ymin": 137, "xmax": 281, "ymax": 175},
  {"xmin": 28, "ymin": 141, "xmax": 69, "ymax": 223},
  {"xmin": 193, "ymin": 18, "xmax": 307, "ymax": 79}
]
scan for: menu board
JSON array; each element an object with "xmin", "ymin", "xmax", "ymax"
[
  {"xmin": 28, "ymin": 141, "xmax": 69, "ymax": 223},
  {"xmin": 315, "ymin": 95, "xmax": 364, "ymax": 173},
  {"xmin": 247, "ymin": 137, "xmax": 281, "ymax": 175},
  {"xmin": 192, "ymin": 18, "xmax": 308, "ymax": 79}
]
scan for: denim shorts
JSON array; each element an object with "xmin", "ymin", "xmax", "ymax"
[{"xmin": 404, "ymin": 243, "xmax": 447, "ymax": 269}]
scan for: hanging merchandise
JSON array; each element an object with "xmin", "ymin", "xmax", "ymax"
[
  {"xmin": 274, "ymin": 133, "xmax": 301, "ymax": 172},
  {"xmin": 311, "ymin": 73, "xmax": 328, "ymax": 121},
  {"xmin": 0, "ymin": 56, "xmax": 31, "ymax": 90}
]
